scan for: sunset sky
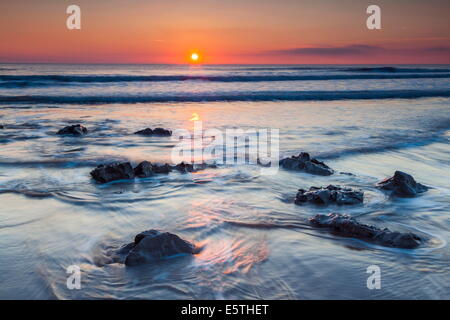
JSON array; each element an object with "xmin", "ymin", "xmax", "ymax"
[{"xmin": 1, "ymin": 0, "xmax": 449, "ymax": 64}]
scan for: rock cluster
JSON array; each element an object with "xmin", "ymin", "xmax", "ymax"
[
  {"xmin": 295, "ymin": 185, "xmax": 363, "ymax": 205},
  {"xmin": 309, "ymin": 213, "xmax": 422, "ymax": 249},
  {"xmin": 57, "ymin": 124, "xmax": 88, "ymax": 136},
  {"xmin": 91, "ymin": 161, "xmax": 207, "ymax": 183},
  {"xmin": 280, "ymin": 152, "xmax": 333, "ymax": 176},
  {"xmin": 377, "ymin": 171, "xmax": 429, "ymax": 197}
]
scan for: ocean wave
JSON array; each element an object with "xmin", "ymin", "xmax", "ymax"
[
  {"xmin": 1, "ymin": 73, "xmax": 450, "ymax": 87},
  {"xmin": 1, "ymin": 90, "xmax": 449, "ymax": 104},
  {"xmin": 227, "ymin": 66, "xmax": 450, "ymax": 73},
  {"xmin": 205, "ymin": 66, "xmax": 334, "ymax": 71},
  {"xmin": 342, "ymin": 66, "xmax": 450, "ymax": 73}
]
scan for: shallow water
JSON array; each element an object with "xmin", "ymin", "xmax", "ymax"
[{"xmin": 0, "ymin": 64, "xmax": 449, "ymax": 299}]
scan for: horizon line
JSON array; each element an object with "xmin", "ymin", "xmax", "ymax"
[{"xmin": 1, "ymin": 62, "xmax": 450, "ymax": 66}]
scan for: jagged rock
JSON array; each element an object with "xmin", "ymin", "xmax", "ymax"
[
  {"xmin": 57, "ymin": 124, "xmax": 88, "ymax": 136},
  {"xmin": 377, "ymin": 171, "xmax": 429, "ymax": 197},
  {"xmin": 134, "ymin": 161, "xmax": 154, "ymax": 178},
  {"xmin": 117, "ymin": 230, "xmax": 199, "ymax": 266},
  {"xmin": 135, "ymin": 161, "xmax": 197, "ymax": 175},
  {"xmin": 172, "ymin": 162, "xmax": 194, "ymax": 173},
  {"xmin": 295, "ymin": 185, "xmax": 363, "ymax": 205},
  {"xmin": 280, "ymin": 152, "xmax": 333, "ymax": 176},
  {"xmin": 309, "ymin": 213, "xmax": 422, "ymax": 249},
  {"xmin": 90, "ymin": 162, "xmax": 135, "ymax": 183},
  {"xmin": 134, "ymin": 127, "xmax": 172, "ymax": 136}
]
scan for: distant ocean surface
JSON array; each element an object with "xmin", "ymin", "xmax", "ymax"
[
  {"xmin": 1, "ymin": 64, "xmax": 450, "ymax": 103},
  {"xmin": 0, "ymin": 64, "xmax": 449, "ymax": 299}
]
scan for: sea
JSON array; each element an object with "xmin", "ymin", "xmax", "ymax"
[{"xmin": 0, "ymin": 64, "xmax": 449, "ymax": 299}]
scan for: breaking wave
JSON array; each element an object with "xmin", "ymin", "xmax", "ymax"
[
  {"xmin": 1, "ymin": 89, "xmax": 449, "ymax": 104},
  {"xmin": 1, "ymin": 72, "xmax": 450, "ymax": 87}
]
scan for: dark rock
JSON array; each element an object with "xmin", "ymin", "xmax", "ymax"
[
  {"xmin": 152, "ymin": 163, "xmax": 172, "ymax": 174},
  {"xmin": 280, "ymin": 152, "xmax": 333, "ymax": 176},
  {"xmin": 0, "ymin": 125, "xmax": 4, "ymax": 129},
  {"xmin": 57, "ymin": 124, "xmax": 88, "ymax": 136},
  {"xmin": 118, "ymin": 230, "xmax": 199, "ymax": 266},
  {"xmin": 194, "ymin": 162, "xmax": 217, "ymax": 170},
  {"xmin": 92, "ymin": 160, "xmax": 215, "ymax": 183},
  {"xmin": 193, "ymin": 162, "xmax": 207, "ymax": 170},
  {"xmin": 134, "ymin": 161, "xmax": 154, "ymax": 178},
  {"xmin": 134, "ymin": 127, "xmax": 172, "ymax": 136},
  {"xmin": 172, "ymin": 161, "xmax": 194, "ymax": 173},
  {"xmin": 153, "ymin": 127, "xmax": 172, "ymax": 136},
  {"xmin": 377, "ymin": 171, "xmax": 429, "ymax": 197},
  {"xmin": 5, "ymin": 123, "xmax": 41, "ymax": 130},
  {"xmin": 134, "ymin": 161, "xmax": 193, "ymax": 177},
  {"xmin": 134, "ymin": 128, "xmax": 153, "ymax": 135},
  {"xmin": 90, "ymin": 162, "xmax": 135, "ymax": 183},
  {"xmin": 309, "ymin": 213, "xmax": 422, "ymax": 249},
  {"xmin": 295, "ymin": 185, "xmax": 363, "ymax": 205}
]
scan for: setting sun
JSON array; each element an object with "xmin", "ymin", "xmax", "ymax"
[{"xmin": 190, "ymin": 53, "xmax": 199, "ymax": 62}]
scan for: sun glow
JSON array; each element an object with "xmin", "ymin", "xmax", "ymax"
[{"xmin": 190, "ymin": 52, "xmax": 200, "ymax": 62}]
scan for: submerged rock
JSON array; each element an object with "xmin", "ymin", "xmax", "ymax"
[
  {"xmin": 377, "ymin": 171, "xmax": 429, "ymax": 197},
  {"xmin": 8, "ymin": 123, "xmax": 42, "ymax": 130},
  {"xmin": 280, "ymin": 152, "xmax": 333, "ymax": 176},
  {"xmin": 295, "ymin": 185, "xmax": 363, "ymax": 205},
  {"xmin": 90, "ymin": 162, "xmax": 135, "ymax": 183},
  {"xmin": 117, "ymin": 230, "xmax": 199, "ymax": 266},
  {"xmin": 152, "ymin": 163, "xmax": 172, "ymax": 174},
  {"xmin": 57, "ymin": 124, "xmax": 88, "ymax": 136},
  {"xmin": 172, "ymin": 162, "xmax": 194, "ymax": 173},
  {"xmin": 309, "ymin": 213, "xmax": 422, "ymax": 249},
  {"xmin": 192, "ymin": 162, "xmax": 218, "ymax": 170},
  {"xmin": 147, "ymin": 161, "xmax": 205, "ymax": 174},
  {"xmin": 134, "ymin": 127, "xmax": 172, "ymax": 136}
]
